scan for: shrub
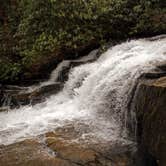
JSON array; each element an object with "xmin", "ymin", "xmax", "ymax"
[{"xmin": 0, "ymin": 0, "xmax": 165, "ymax": 83}]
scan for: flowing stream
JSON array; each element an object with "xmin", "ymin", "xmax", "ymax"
[{"xmin": 0, "ymin": 36, "xmax": 166, "ymax": 146}]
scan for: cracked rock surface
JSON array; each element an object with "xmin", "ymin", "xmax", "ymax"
[{"xmin": 0, "ymin": 125, "xmax": 134, "ymax": 166}]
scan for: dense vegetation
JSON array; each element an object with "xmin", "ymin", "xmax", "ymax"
[{"xmin": 0, "ymin": 0, "xmax": 165, "ymax": 83}]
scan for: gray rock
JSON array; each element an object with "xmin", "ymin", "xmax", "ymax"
[{"xmin": 133, "ymin": 76, "xmax": 166, "ymax": 166}]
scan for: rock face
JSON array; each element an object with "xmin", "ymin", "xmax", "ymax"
[
  {"xmin": 0, "ymin": 125, "xmax": 134, "ymax": 166},
  {"xmin": 0, "ymin": 83, "xmax": 63, "ymax": 109},
  {"xmin": 134, "ymin": 76, "xmax": 166, "ymax": 166}
]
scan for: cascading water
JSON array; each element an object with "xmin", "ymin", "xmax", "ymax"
[{"xmin": 0, "ymin": 36, "xmax": 166, "ymax": 146}]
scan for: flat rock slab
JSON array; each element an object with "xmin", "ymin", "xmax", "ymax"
[{"xmin": 0, "ymin": 125, "xmax": 135, "ymax": 166}]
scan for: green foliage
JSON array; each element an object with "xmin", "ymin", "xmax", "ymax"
[
  {"xmin": 0, "ymin": 0, "xmax": 165, "ymax": 82},
  {"xmin": 0, "ymin": 62, "xmax": 21, "ymax": 81},
  {"xmin": 21, "ymin": 33, "xmax": 58, "ymax": 67}
]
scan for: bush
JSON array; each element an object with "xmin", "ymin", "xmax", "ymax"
[{"xmin": 0, "ymin": 0, "xmax": 165, "ymax": 83}]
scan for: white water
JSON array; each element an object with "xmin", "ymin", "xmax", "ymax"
[
  {"xmin": 0, "ymin": 36, "xmax": 166, "ymax": 145},
  {"xmin": 27, "ymin": 49, "xmax": 99, "ymax": 92}
]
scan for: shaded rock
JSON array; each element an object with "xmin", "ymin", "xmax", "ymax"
[
  {"xmin": 133, "ymin": 76, "xmax": 166, "ymax": 166},
  {"xmin": 30, "ymin": 83, "xmax": 63, "ymax": 98},
  {"xmin": 141, "ymin": 71, "xmax": 166, "ymax": 79},
  {"xmin": 1, "ymin": 83, "xmax": 63, "ymax": 109},
  {"xmin": 140, "ymin": 61, "xmax": 166, "ymax": 79},
  {"xmin": 2, "ymin": 85, "xmax": 28, "ymax": 91},
  {"xmin": 13, "ymin": 83, "xmax": 63, "ymax": 107},
  {"xmin": 157, "ymin": 61, "xmax": 166, "ymax": 71}
]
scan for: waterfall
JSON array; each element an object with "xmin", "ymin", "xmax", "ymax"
[{"xmin": 0, "ymin": 36, "xmax": 166, "ymax": 146}]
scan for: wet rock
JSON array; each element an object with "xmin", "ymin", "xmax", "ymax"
[
  {"xmin": 30, "ymin": 83, "xmax": 63, "ymax": 98},
  {"xmin": 157, "ymin": 61, "xmax": 166, "ymax": 71},
  {"xmin": 146, "ymin": 35, "xmax": 166, "ymax": 41},
  {"xmin": 14, "ymin": 83, "xmax": 63, "ymax": 106},
  {"xmin": 44, "ymin": 125, "xmax": 134, "ymax": 166},
  {"xmin": 140, "ymin": 61, "xmax": 166, "ymax": 79},
  {"xmin": 0, "ymin": 139, "xmax": 75, "ymax": 166},
  {"xmin": 45, "ymin": 133, "xmax": 97, "ymax": 165},
  {"xmin": 0, "ymin": 125, "xmax": 134, "ymax": 166},
  {"xmin": 1, "ymin": 83, "xmax": 63, "ymax": 108},
  {"xmin": 0, "ymin": 107, "xmax": 8, "ymax": 112},
  {"xmin": 134, "ymin": 76, "xmax": 166, "ymax": 166},
  {"xmin": 141, "ymin": 71, "xmax": 166, "ymax": 79}
]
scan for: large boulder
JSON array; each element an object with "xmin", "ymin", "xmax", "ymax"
[
  {"xmin": 0, "ymin": 124, "xmax": 135, "ymax": 166},
  {"xmin": 134, "ymin": 76, "xmax": 166, "ymax": 166}
]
